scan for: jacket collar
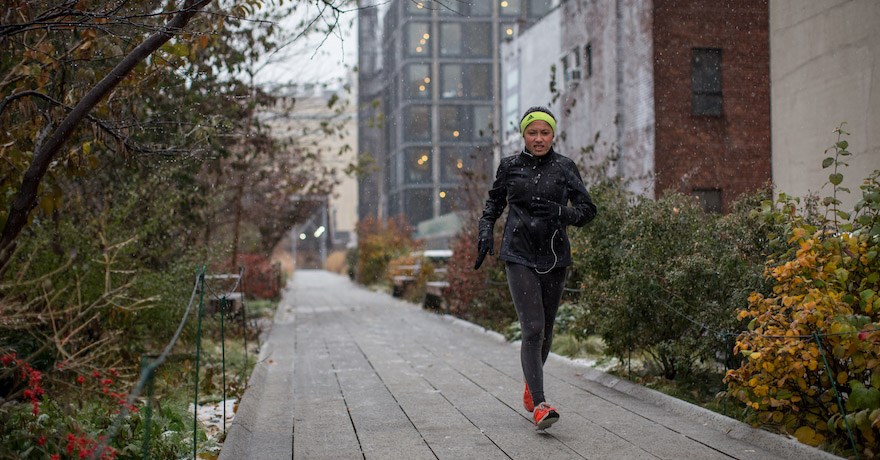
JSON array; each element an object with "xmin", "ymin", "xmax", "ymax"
[{"xmin": 519, "ymin": 147, "xmax": 556, "ymax": 165}]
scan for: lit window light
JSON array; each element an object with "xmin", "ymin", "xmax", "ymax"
[
  {"xmin": 500, "ymin": 1, "xmax": 509, "ymax": 7},
  {"xmin": 424, "ymin": 77, "xmax": 431, "ymax": 83},
  {"xmin": 506, "ymin": 28, "xmax": 514, "ymax": 36},
  {"xmin": 452, "ymin": 130, "xmax": 460, "ymax": 137},
  {"xmin": 423, "ymin": 33, "xmax": 430, "ymax": 40},
  {"xmin": 456, "ymin": 160, "xmax": 463, "ymax": 169},
  {"xmin": 416, "ymin": 46, "xmax": 423, "ymax": 53},
  {"xmin": 439, "ymin": 191, "xmax": 447, "ymax": 198},
  {"xmin": 299, "ymin": 233, "xmax": 307, "ymax": 240},
  {"xmin": 421, "ymin": 154, "xmax": 429, "ymax": 162},
  {"xmin": 418, "ymin": 85, "xmax": 426, "ymax": 91}
]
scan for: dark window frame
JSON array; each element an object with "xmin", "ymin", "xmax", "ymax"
[
  {"xmin": 403, "ymin": 105, "xmax": 431, "ymax": 142},
  {"xmin": 403, "ymin": 64, "xmax": 431, "ymax": 100},
  {"xmin": 405, "ymin": 22, "xmax": 431, "ymax": 57},
  {"xmin": 691, "ymin": 48, "xmax": 723, "ymax": 117},
  {"xmin": 693, "ymin": 188, "xmax": 723, "ymax": 213},
  {"xmin": 440, "ymin": 63, "xmax": 492, "ymax": 100},
  {"xmin": 403, "ymin": 147, "xmax": 433, "ymax": 185},
  {"xmin": 528, "ymin": 0, "xmax": 554, "ymax": 16},
  {"xmin": 439, "ymin": 22, "xmax": 492, "ymax": 57},
  {"xmin": 585, "ymin": 42, "xmax": 593, "ymax": 78}
]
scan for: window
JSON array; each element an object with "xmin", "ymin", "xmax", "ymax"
[
  {"xmin": 440, "ymin": 189, "xmax": 461, "ymax": 214},
  {"xmin": 529, "ymin": 0, "xmax": 554, "ymax": 16},
  {"xmin": 500, "ymin": 23, "xmax": 516, "ymax": 42},
  {"xmin": 386, "ymin": 156, "xmax": 397, "ymax": 188},
  {"xmin": 404, "ymin": 147, "xmax": 432, "ymax": 184},
  {"xmin": 505, "ymin": 69, "xmax": 519, "ymax": 90},
  {"xmin": 499, "ymin": 0, "xmax": 522, "ymax": 16},
  {"xmin": 504, "ymin": 93, "xmax": 519, "ymax": 133},
  {"xmin": 440, "ymin": 22, "xmax": 491, "ymax": 57},
  {"xmin": 441, "ymin": 64, "xmax": 492, "ymax": 99},
  {"xmin": 439, "ymin": 106, "xmax": 466, "ymax": 141},
  {"xmin": 387, "ymin": 191, "xmax": 400, "ymax": 219},
  {"xmin": 405, "ymin": 188, "xmax": 434, "ymax": 225},
  {"xmin": 439, "ymin": 105, "xmax": 493, "ymax": 141},
  {"xmin": 693, "ymin": 189, "xmax": 722, "ymax": 213},
  {"xmin": 406, "ymin": 1, "xmax": 430, "ymax": 15},
  {"xmin": 584, "ymin": 42, "xmax": 593, "ymax": 78},
  {"xmin": 691, "ymin": 48, "xmax": 722, "ymax": 116},
  {"xmin": 440, "ymin": 0, "xmax": 491, "ymax": 16},
  {"xmin": 385, "ymin": 101, "xmax": 397, "ymax": 151},
  {"xmin": 406, "ymin": 23, "xmax": 431, "ymax": 57},
  {"xmin": 440, "ymin": 146, "xmax": 477, "ymax": 182},
  {"xmin": 403, "ymin": 105, "xmax": 431, "ymax": 141},
  {"xmin": 441, "ymin": 66, "xmax": 463, "ymax": 99},
  {"xmin": 405, "ymin": 64, "xmax": 431, "ymax": 99},
  {"xmin": 562, "ymin": 48, "xmax": 582, "ymax": 85},
  {"xmin": 473, "ymin": 106, "xmax": 493, "ymax": 140}
]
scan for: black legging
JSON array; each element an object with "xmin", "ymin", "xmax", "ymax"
[{"xmin": 505, "ymin": 262, "xmax": 567, "ymax": 406}]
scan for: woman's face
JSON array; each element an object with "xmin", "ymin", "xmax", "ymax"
[{"xmin": 523, "ymin": 120, "xmax": 554, "ymax": 156}]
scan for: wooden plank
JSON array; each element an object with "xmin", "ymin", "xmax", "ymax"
[
  {"xmin": 292, "ymin": 309, "xmax": 363, "ymax": 459},
  {"xmin": 319, "ymin": 313, "xmax": 438, "ymax": 460},
  {"xmin": 351, "ymin": 332, "xmax": 511, "ymax": 459}
]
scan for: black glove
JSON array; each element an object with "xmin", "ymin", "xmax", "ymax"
[
  {"xmin": 532, "ymin": 196, "xmax": 577, "ymax": 224},
  {"xmin": 474, "ymin": 237, "xmax": 494, "ymax": 270}
]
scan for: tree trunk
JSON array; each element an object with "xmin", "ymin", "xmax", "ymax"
[
  {"xmin": 0, "ymin": 0, "xmax": 211, "ymax": 269},
  {"xmin": 231, "ymin": 179, "xmax": 244, "ymax": 270}
]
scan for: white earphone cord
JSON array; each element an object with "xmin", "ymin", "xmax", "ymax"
[{"xmin": 535, "ymin": 228, "xmax": 559, "ymax": 275}]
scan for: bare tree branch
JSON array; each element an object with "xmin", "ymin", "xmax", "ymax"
[{"xmin": 0, "ymin": 0, "xmax": 212, "ymax": 267}]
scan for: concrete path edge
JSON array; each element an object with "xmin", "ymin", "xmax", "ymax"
[{"xmin": 217, "ymin": 316, "xmax": 279, "ymax": 459}]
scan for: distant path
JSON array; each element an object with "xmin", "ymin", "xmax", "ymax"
[{"xmin": 219, "ymin": 270, "xmax": 839, "ymax": 460}]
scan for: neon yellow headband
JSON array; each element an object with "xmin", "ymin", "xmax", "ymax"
[{"xmin": 519, "ymin": 111, "xmax": 556, "ymax": 136}]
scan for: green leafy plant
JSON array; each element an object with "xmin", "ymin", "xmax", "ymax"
[
  {"xmin": 724, "ymin": 128, "xmax": 880, "ymax": 456},
  {"xmin": 354, "ymin": 216, "xmax": 417, "ymax": 286}
]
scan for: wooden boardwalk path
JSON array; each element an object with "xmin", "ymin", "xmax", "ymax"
[{"xmin": 219, "ymin": 270, "xmax": 838, "ymax": 460}]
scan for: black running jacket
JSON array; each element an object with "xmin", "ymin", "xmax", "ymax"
[{"xmin": 478, "ymin": 148, "xmax": 597, "ymax": 271}]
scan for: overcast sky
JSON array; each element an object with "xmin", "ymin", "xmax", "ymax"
[{"xmin": 253, "ymin": 2, "xmax": 360, "ymax": 88}]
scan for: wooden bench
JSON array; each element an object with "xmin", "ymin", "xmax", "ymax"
[
  {"xmin": 423, "ymin": 280, "xmax": 449, "ymax": 310},
  {"xmin": 391, "ymin": 262, "xmax": 420, "ymax": 297}
]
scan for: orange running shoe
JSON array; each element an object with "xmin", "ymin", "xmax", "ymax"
[
  {"xmin": 533, "ymin": 402, "xmax": 559, "ymax": 430},
  {"xmin": 523, "ymin": 383, "xmax": 534, "ymax": 412}
]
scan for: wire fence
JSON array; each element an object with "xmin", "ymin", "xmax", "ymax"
[{"xmin": 90, "ymin": 265, "xmax": 251, "ymax": 460}]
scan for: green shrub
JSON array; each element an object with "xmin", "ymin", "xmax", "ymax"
[
  {"xmin": 354, "ymin": 216, "xmax": 417, "ymax": 286},
  {"xmin": 445, "ymin": 212, "xmax": 516, "ymax": 331},
  {"xmin": 724, "ymin": 137, "xmax": 880, "ymax": 455},
  {"xmin": 569, "ymin": 179, "xmax": 767, "ymax": 380}
]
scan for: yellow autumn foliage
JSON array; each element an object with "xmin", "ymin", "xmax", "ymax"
[{"xmin": 725, "ymin": 227, "xmax": 880, "ymax": 456}]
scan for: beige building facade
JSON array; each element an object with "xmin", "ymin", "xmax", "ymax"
[
  {"xmin": 771, "ymin": 0, "xmax": 880, "ymax": 211},
  {"xmin": 266, "ymin": 80, "xmax": 359, "ymax": 248}
]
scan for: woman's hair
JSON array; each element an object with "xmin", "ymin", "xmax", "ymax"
[{"xmin": 520, "ymin": 106, "xmax": 556, "ymax": 123}]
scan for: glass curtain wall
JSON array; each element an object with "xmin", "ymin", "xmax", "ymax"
[{"xmin": 379, "ymin": 0, "xmax": 556, "ymax": 226}]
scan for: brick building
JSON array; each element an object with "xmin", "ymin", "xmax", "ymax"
[
  {"xmin": 504, "ymin": 0, "xmax": 771, "ymax": 212},
  {"xmin": 652, "ymin": 0, "xmax": 771, "ymax": 211}
]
